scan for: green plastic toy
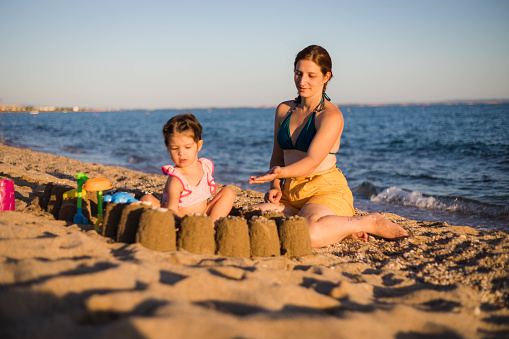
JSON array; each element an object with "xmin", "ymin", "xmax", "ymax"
[{"xmin": 73, "ymin": 173, "xmax": 89, "ymax": 225}]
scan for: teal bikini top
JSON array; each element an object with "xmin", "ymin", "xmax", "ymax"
[{"xmin": 276, "ymin": 93, "xmax": 337, "ymax": 155}]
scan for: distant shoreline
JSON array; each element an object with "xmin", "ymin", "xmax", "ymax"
[
  {"xmin": 1, "ymin": 99, "xmax": 508, "ymax": 113},
  {"xmin": 338, "ymin": 99, "xmax": 509, "ymax": 108}
]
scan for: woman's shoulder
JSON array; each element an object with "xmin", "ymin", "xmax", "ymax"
[
  {"xmin": 316, "ymin": 103, "xmax": 344, "ymax": 125},
  {"xmin": 319, "ymin": 102, "xmax": 343, "ymax": 117},
  {"xmin": 276, "ymin": 100, "xmax": 294, "ymax": 110},
  {"xmin": 275, "ymin": 100, "xmax": 295, "ymax": 117}
]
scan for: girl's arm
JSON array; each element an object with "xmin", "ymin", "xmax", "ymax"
[{"xmin": 161, "ymin": 176, "xmax": 183, "ymax": 217}]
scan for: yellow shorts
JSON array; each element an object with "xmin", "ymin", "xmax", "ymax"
[{"xmin": 280, "ymin": 166, "xmax": 355, "ymax": 216}]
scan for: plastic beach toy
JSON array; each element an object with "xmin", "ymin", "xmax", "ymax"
[
  {"xmin": 104, "ymin": 192, "xmax": 138, "ymax": 204},
  {"xmin": 0, "ymin": 179, "xmax": 15, "ymax": 211},
  {"xmin": 83, "ymin": 177, "xmax": 113, "ymax": 231},
  {"xmin": 63, "ymin": 188, "xmax": 88, "ymax": 199},
  {"xmin": 73, "ymin": 173, "xmax": 89, "ymax": 225}
]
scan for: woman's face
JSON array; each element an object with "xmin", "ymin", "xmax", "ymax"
[{"xmin": 294, "ymin": 59, "xmax": 330, "ymax": 99}]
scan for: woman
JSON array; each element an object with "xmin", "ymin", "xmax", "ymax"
[{"xmin": 249, "ymin": 45, "xmax": 408, "ymax": 248}]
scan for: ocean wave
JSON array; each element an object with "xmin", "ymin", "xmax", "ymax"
[
  {"xmin": 128, "ymin": 154, "xmax": 147, "ymax": 164},
  {"xmin": 353, "ymin": 182, "xmax": 379, "ymax": 197},
  {"xmin": 371, "ymin": 186, "xmax": 509, "ymax": 219},
  {"xmin": 60, "ymin": 145, "xmax": 86, "ymax": 154}
]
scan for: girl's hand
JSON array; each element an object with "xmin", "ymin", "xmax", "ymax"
[
  {"xmin": 265, "ymin": 188, "xmax": 282, "ymax": 204},
  {"xmin": 349, "ymin": 231, "xmax": 368, "ymax": 242},
  {"xmin": 248, "ymin": 166, "xmax": 282, "ymax": 184}
]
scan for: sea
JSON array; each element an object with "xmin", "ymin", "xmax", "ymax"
[{"xmin": 1, "ymin": 103, "xmax": 508, "ymax": 232}]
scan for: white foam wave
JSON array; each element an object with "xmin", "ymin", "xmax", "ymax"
[
  {"xmin": 371, "ymin": 187, "xmax": 445, "ymax": 209},
  {"xmin": 370, "ymin": 187, "xmax": 508, "ymax": 218}
]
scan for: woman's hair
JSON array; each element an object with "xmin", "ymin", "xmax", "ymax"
[
  {"xmin": 294, "ymin": 45, "xmax": 333, "ymax": 103},
  {"xmin": 162, "ymin": 113, "xmax": 203, "ymax": 147}
]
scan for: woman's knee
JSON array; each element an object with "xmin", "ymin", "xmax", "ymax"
[
  {"xmin": 306, "ymin": 218, "xmax": 328, "ymax": 247},
  {"xmin": 307, "ymin": 224, "xmax": 319, "ymax": 247}
]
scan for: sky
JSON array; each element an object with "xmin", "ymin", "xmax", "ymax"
[{"xmin": 1, "ymin": 0, "xmax": 508, "ymax": 109}]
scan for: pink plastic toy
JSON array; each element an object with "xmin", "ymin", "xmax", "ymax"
[{"xmin": 0, "ymin": 179, "xmax": 15, "ymax": 211}]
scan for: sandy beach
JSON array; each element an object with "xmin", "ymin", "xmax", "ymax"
[{"xmin": 0, "ymin": 143, "xmax": 508, "ymax": 338}]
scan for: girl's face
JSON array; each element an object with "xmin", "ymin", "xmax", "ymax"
[
  {"xmin": 294, "ymin": 59, "xmax": 331, "ymax": 99},
  {"xmin": 167, "ymin": 132, "xmax": 203, "ymax": 168}
]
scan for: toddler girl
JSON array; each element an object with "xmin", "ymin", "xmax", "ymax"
[{"xmin": 141, "ymin": 113, "xmax": 235, "ymax": 227}]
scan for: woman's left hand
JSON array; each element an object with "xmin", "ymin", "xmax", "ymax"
[{"xmin": 249, "ymin": 166, "xmax": 282, "ymax": 184}]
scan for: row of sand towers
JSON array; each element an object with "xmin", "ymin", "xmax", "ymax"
[{"xmin": 41, "ymin": 182, "xmax": 312, "ymax": 258}]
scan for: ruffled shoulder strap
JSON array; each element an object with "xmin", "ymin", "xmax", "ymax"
[
  {"xmin": 161, "ymin": 165, "xmax": 192, "ymax": 198},
  {"xmin": 199, "ymin": 158, "xmax": 214, "ymax": 175},
  {"xmin": 199, "ymin": 158, "xmax": 217, "ymax": 194}
]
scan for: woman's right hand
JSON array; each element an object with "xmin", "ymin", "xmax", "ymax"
[
  {"xmin": 249, "ymin": 166, "xmax": 282, "ymax": 184},
  {"xmin": 265, "ymin": 188, "xmax": 282, "ymax": 204}
]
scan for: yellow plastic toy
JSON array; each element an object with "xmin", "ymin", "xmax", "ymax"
[
  {"xmin": 83, "ymin": 177, "xmax": 113, "ymax": 231},
  {"xmin": 63, "ymin": 188, "xmax": 87, "ymax": 199}
]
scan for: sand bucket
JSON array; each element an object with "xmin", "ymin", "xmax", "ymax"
[{"xmin": 0, "ymin": 179, "xmax": 15, "ymax": 211}]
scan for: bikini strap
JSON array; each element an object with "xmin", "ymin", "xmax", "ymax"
[{"xmin": 316, "ymin": 92, "xmax": 331, "ymax": 112}]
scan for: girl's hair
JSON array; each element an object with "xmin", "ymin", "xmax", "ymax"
[
  {"xmin": 294, "ymin": 45, "xmax": 333, "ymax": 104},
  {"xmin": 162, "ymin": 113, "xmax": 203, "ymax": 147}
]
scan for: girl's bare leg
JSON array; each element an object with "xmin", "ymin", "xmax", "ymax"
[
  {"xmin": 299, "ymin": 203, "xmax": 409, "ymax": 248},
  {"xmin": 140, "ymin": 194, "xmax": 161, "ymax": 208},
  {"xmin": 206, "ymin": 186, "xmax": 237, "ymax": 226}
]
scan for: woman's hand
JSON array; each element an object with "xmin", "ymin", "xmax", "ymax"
[
  {"xmin": 264, "ymin": 188, "xmax": 282, "ymax": 204},
  {"xmin": 248, "ymin": 166, "xmax": 282, "ymax": 184}
]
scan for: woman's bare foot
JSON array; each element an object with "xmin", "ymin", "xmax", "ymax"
[{"xmin": 367, "ymin": 213, "xmax": 409, "ymax": 239}]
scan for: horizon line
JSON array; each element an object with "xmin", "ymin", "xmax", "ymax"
[{"xmin": 2, "ymin": 98, "xmax": 509, "ymax": 112}]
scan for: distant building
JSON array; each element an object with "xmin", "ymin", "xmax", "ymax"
[{"xmin": 0, "ymin": 105, "xmax": 25, "ymax": 112}]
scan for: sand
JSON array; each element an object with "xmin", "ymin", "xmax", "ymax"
[{"xmin": 0, "ymin": 143, "xmax": 508, "ymax": 338}]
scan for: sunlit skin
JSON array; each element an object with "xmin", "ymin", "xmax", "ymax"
[
  {"xmin": 141, "ymin": 132, "xmax": 235, "ymax": 227},
  {"xmin": 249, "ymin": 59, "xmax": 339, "ymax": 186},
  {"xmin": 249, "ymin": 58, "xmax": 408, "ymax": 247},
  {"xmin": 165, "ymin": 133, "xmax": 207, "ymax": 215}
]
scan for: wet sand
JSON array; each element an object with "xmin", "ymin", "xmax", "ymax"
[{"xmin": 1, "ymin": 144, "xmax": 508, "ymax": 338}]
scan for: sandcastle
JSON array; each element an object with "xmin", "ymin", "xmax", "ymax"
[
  {"xmin": 177, "ymin": 213, "xmax": 216, "ymax": 254},
  {"xmin": 41, "ymin": 183, "xmax": 312, "ymax": 258},
  {"xmin": 137, "ymin": 208, "xmax": 176, "ymax": 252},
  {"xmin": 117, "ymin": 202, "xmax": 152, "ymax": 243},
  {"xmin": 248, "ymin": 216, "xmax": 280, "ymax": 257},
  {"xmin": 216, "ymin": 216, "xmax": 250, "ymax": 258},
  {"xmin": 102, "ymin": 202, "xmax": 125, "ymax": 239}
]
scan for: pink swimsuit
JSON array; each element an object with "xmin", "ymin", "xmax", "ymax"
[{"xmin": 161, "ymin": 158, "xmax": 217, "ymax": 209}]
